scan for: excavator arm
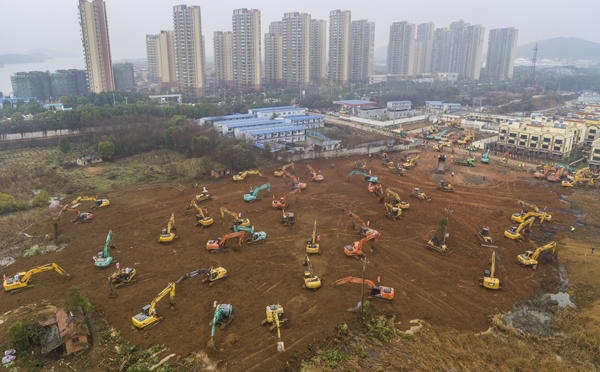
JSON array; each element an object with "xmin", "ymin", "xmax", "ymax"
[
  {"xmin": 219, "ymin": 232, "xmax": 245, "ymax": 248},
  {"xmin": 332, "ymin": 277, "xmax": 375, "ymax": 288},
  {"xmin": 516, "ymin": 217, "xmax": 535, "ymax": 234}
]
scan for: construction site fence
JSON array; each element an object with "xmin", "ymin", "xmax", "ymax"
[{"xmin": 276, "ymin": 141, "xmax": 419, "ymax": 162}]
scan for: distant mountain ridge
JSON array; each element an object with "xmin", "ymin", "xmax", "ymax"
[
  {"xmin": 0, "ymin": 54, "xmax": 46, "ymax": 65},
  {"xmin": 516, "ymin": 37, "xmax": 600, "ymax": 62}
]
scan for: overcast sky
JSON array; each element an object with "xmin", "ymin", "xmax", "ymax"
[{"xmin": 1, "ymin": 0, "xmax": 598, "ymax": 61}]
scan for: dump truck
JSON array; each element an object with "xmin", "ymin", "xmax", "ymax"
[
  {"xmin": 437, "ymin": 155, "xmax": 446, "ymax": 174},
  {"xmin": 452, "ymin": 157, "xmax": 475, "ymax": 167}
]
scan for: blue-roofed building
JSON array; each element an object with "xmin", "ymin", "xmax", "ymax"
[
  {"xmin": 199, "ymin": 113, "xmax": 256, "ymax": 125},
  {"xmin": 218, "ymin": 119, "xmax": 285, "ymax": 136},
  {"xmin": 282, "ymin": 114, "xmax": 324, "ymax": 129},
  {"xmin": 0, "ymin": 97, "xmax": 38, "ymax": 109},
  {"xmin": 244, "ymin": 125, "xmax": 307, "ymax": 142},
  {"xmin": 233, "ymin": 122, "xmax": 296, "ymax": 139},
  {"xmin": 248, "ymin": 106, "xmax": 305, "ymax": 119}
]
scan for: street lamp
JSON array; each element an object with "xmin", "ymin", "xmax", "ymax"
[{"xmin": 443, "ymin": 205, "xmax": 453, "ymax": 245}]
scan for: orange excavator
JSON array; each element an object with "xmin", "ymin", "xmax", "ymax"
[
  {"xmin": 347, "ymin": 211, "xmax": 378, "ymax": 238},
  {"xmin": 306, "ymin": 165, "xmax": 324, "ymax": 182},
  {"xmin": 547, "ymin": 167, "xmax": 567, "ymax": 182},
  {"xmin": 272, "ymin": 189, "xmax": 300, "ymax": 209},
  {"xmin": 283, "ymin": 169, "xmax": 306, "ymax": 190},
  {"xmin": 56, "ymin": 206, "xmax": 93, "ymax": 223},
  {"xmin": 534, "ymin": 166, "xmax": 555, "ymax": 179},
  {"xmin": 206, "ymin": 232, "xmax": 245, "ymax": 254},
  {"xmin": 367, "ymin": 182, "xmax": 383, "ymax": 197},
  {"xmin": 332, "ymin": 277, "xmax": 394, "ymax": 300},
  {"xmin": 344, "ymin": 230, "xmax": 380, "ymax": 256}
]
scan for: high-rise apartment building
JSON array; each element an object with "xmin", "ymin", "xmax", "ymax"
[
  {"xmin": 146, "ymin": 34, "xmax": 159, "ymax": 84},
  {"xmin": 349, "ymin": 20, "xmax": 375, "ymax": 83},
  {"xmin": 146, "ymin": 31, "xmax": 176, "ymax": 89},
  {"xmin": 78, "ymin": 0, "xmax": 114, "ymax": 93},
  {"xmin": 11, "ymin": 70, "xmax": 87, "ymax": 101},
  {"xmin": 431, "ymin": 27, "xmax": 453, "ymax": 72},
  {"xmin": 329, "ymin": 10, "xmax": 351, "ymax": 86},
  {"xmin": 416, "ymin": 23, "xmax": 435, "ymax": 74},
  {"xmin": 487, "ymin": 27, "xmax": 519, "ymax": 80},
  {"xmin": 387, "ymin": 21, "xmax": 416, "ymax": 76},
  {"xmin": 214, "ymin": 31, "xmax": 234, "ymax": 88},
  {"xmin": 264, "ymin": 22, "xmax": 283, "ymax": 86},
  {"xmin": 449, "ymin": 20, "xmax": 484, "ymax": 80},
  {"xmin": 232, "ymin": 8, "xmax": 261, "ymax": 92},
  {"xmin": 281, "ymin": 12, "xmax": 311, "ymax": 87},
  {"xmin": 310, "ymin": 19, "xmax": 327, "ymax": 85},
  {"xmin": 173, "ymin": 5, "xmax": 206, "ymax": 96},
  {"xmin": 113, "ymin": 63, "xmax": 135, "ymax": 91}
]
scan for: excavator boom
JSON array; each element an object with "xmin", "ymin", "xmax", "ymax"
[
  {"xmin": 132, "ymin": 282, "xmax": 175, "ymax": 329},
  {"xmin": 332, "ymin": 276, "xmax": 394, "ymax": 299},
  {"xmin": 4, "ymin": 263, "xmax": 69, "ymax": 292}
]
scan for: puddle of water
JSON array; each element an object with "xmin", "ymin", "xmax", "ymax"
[{"xmin": 549, "ymin": 292, "xmax": 576, "ymax": 308}]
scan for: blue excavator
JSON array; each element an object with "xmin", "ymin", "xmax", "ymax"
[
  {"xmin": 243, "ymin": 183, "xmax": 270, "ymax": 202},
  {"xmin": 207, "ymin": 303, "xmax": 234, "ymax": 348},
  {"xmin": 346, "ymin": 170, "xmax": 377, "ymax": 183},
  {"xmin": 94, "ymin": 229, "xmax": 115, "ymax": 268},
  {"xmin": 233, "ymin": 225, "xmax": 267, "ymax": 244},
  {"xmin": 481, "ymin": 149, "xmax": 490, "ymax": 164}
]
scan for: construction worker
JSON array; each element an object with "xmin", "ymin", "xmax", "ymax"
[{"xmin": 571, "ymin": 226, "xmax": 575, "ymax": 232}]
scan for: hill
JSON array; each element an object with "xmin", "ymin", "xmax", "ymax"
[
  {"xmin": 516, "ymin": 37, "xmax": 600, "ymax": 62},
  {"xmin": 0, "ymin": 54, "xmax": 45, "ymax": 65}
]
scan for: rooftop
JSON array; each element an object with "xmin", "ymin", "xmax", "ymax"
[
  {"xmin": 250, "ymin": 106, "xmax": 300, "ymax": 113},
  {"xmin": 247, "ymin": 125, "xmax": 308, "ymax": 136},
  {"xmin": 201, "ymin": 113, "xmax": 255, "ymax": 121},
  {"xmin": 333, "ymin": 100, "xmax": 377, "ymax": 107}
]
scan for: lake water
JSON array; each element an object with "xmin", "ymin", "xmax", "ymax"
[{"xmin": 0, "ymin": 56, "xmax": 85, "ymax": 97}]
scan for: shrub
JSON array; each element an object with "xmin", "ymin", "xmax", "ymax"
[
  {"xmin": 7, "ymin": 321, "xmax": 28, "ymax": 351},
  {"xmin": 59, "ymin": 136, "xmax": 71, "ymax": 153},
  {"xmin": 23, "ymin": 245, "xmax": 42, "ymax": 257},
  {"xmin": 323, "ymin": 349, "xmax": 348, "ymax": 368},
  {"xmin": 64, "ymin": 286, "xmax": 92, "ymax": 313},
  {"xmin": 32, "ymin": 190, "xmax": 51, "ymax": 208},
  {"xmin": 0, "ymin": 193, "xmax": 16, "ymax": 214}
]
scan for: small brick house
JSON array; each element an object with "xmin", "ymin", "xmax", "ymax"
[
  {"xmin": 38, "ymin": 309, "xmax": 89, "ymax": 355},
  {"xmin": 76, "ymin": 155, "xmax": 103, "ymax": 166}
]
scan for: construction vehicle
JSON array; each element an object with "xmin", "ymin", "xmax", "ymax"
[
  {"xmin": 190, "ymin": 201, "xmax": 213, "ymax": 227},
  {"xmin": 344, "ymin": 230, "xmax": 380, "ymax": 257},
  {"xmin": 410, "ymin": 187, "xmax": 431, "ymax": 201},
  {"xmin": 159, "ymin": 213, "xmax": 178, "ymax": 243},
  {"xmin": 511, "ymin": 210, "xmax": 552, "ymax": 223},
  {"xmin": 565, "ymin": 166, "xmax": 591, "ymax": 181},
  {"xmin": 261, "ymin": 305, "xmax": 288, "ymax": 331},
  {"xmin": 108, "ymin": 267, "xmax": 137, "ymax": 298},
  {"xmin": 220, "ymin": 206, "xmax": 251, "ymax": 228},
  {"xmin": 347, "ymin": 211, "xmax": 379, "ymax": 238},
  {"xmin": 477, "ymin": 227, "xmax": 493, "ymax": 244},
  {"xmin": 207, "ymin": 304, "xmax": 234, "ymax": 348},
  {"xmin": 353, "ymin": 161, "xmax": 367, "ymax": 170},
  {"xmin": 56, "ymin": 206, "xmax": 93, "ymax": 223},
  {"xmin": 452, "ymin": 157, "xmax": 476, "ymax": 167},
  {"xmin": 243, "ymin": 183, "xmax": 270, "ymax": 202},
  {"xmin": 174, "ymin": 267, "xmax": 228, "ymax": 287},
  {"xmin": 346, "ymin": 170, "xmax": 378, "ymax": 183},
  {"xmin": 457, "ymin": 132, "xmax": 474, "ymax": 144},
  {"xmin": 534, "ymin": 167, "xmax": 556, "ymax": 179},
  {"xmin": 384, "ymin": 202, "xmax": 401, "ymax": 220},
  {"xmin": 132, "ymin": 282, "xmax": 176, "ymax": 329},
  {"xmin": 306, "ymin": 220, "xmax": 320, "ymax": 254},
  {"xmin": 437, "ymin": 154, "xmax": 447, "ymax": 174},
  {"xmin": 425, "ymin": 236, "xmax": 451, "ymax": 255},
  {"xmin": 517, "ymin": 200, "xmax": 544, "ymax": 214},
  {"xmin": 186, "ymin": 188, "xmax": 212, "ymax": 205},
  {"xmin": 274, "ymin": 162, "xmax": 294, "ymax": 177},
  {"xmin": 272, "ymin": 189, "xmax": 300, "ymax": 209},
  {"xmin": 306, "ymin": 164, "xmax": 324, "ymax": 182},
  {"xmin": 481, "ymin": 149, "xmax": 490, "ymax": 164},
  {"xmin": 233, "ymin": 170, "xmax": 264, "ymax": 182},
  {"xmin": 433, "ymin": 141, "xmax": 452, "ymax": 152},
  {"xmin": 389, "ymin": 164, "xmax": 407, "ymax": 175},
  {"xmin": 332, "ymin": 277, "xmax": 394, "ymax": 300},
  {"xmin": 504, "ymin": 217, "xmax": 535, "ymax": 240},
  {"xmin": 517, "ymin": 241, "xmax": 557, "ymax": 270},
  {"xmin": 283, "ymin": 169, "xmax": 307, "ymax": 190},
  {"xmin": 368, "ymin": 182, "xmax": 383, "ymax": 197},
  {"xmin": 547, "ymin": 167, "xmax": 567, "ymax": 182},
  {"xmin": 72, "ymin": 195, "xmax": 110, "ymax": 208},
  {"xmin": 94, "ymin": 229, "xmax": 115, "ymax": 268},
  {"xmin": 403, "ymin": 155, "xmax": 420, "ymax": 169},
  {"xmin": 302, "ymin": 255, "xmax": 321, "ymax": 290},
  {"xmin": 206, "ymin": 232, "xmax": 245, "ymax": 253},
  {"xmin": 479, "ymin": 251, "xmax": 502, "ymax": 290},
  {"xmin": 386, "ymin": 188, "xmax": 410, "ymax": 210},
  {"xmin": 3, "ymin": 263, "xmax": 70, "ymax": 293},
  {"xmin": 281, "ymin": 209, "xmax": 295, "ymax": 226},
  {"xmin": 437, "ymin": 180, "xmax": 454, "ymax": 192},
  {"xmin": 233, "ymin": 225, "xmax": 267, "ymax": 244},
  {"xmin": 562, "ymin": 176, "xmax": 594, "ymax": 188}
]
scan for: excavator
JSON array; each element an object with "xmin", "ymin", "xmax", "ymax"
[
  {"xmin": 274, "ymin": 162, "xmax": 294, "ymax": 177},
  {"xmin": 159, "ymin": 213, "xmax": 178, "ymax": 244},
  {"xmin": 547, "ymin": 167, "xmax": 567, "ymax": 182},
  {"xmin": 190, "ymin": 201, "xmax": 213, "ymax": 227},
  {"xmin": 511, "ymin": 210, "xmax": 551, "ymax": 223},
  {"xmin": 481, "ymin": 149, "xmax": 490, "ymax": 164},
  {"xmin": 346, "ymin": 170, "xmax": 378, "ymax": 183},
  {"xmin": 283, "ymin": 169, "xmax": 307, "ymax": 190},
  {"xmin": 517, "ymin": 241, "xmax": 557, "ymax": 270},
  {"xmin": 233, "ymin": 225, "xmax": 267, "ymax": 244},
  {"xmin": 565, "ymin": 167, "xmax": 592, "ymax": 182},
  {"xmin": 306, "ymin": 164, "xmax": 324, "ymax": 182},
  {"xmin": 233, "ymin": 170, "xmax": 264, "ymax": 182},
  {"xmin": 403, "ymin": 155, "xmax": 420, "ymax": 169},
  {"xmin": 175, "ymin": 267, "xmax": 228, "ymax": 286},
  {"xmin": 517, "ymin": 200, "xmax": 545, "ymax": 214},
  {"xmin": 306, "ymin": 220, "xmax": 320, "ymax": 254},
  {"xmin": 386, "ymin": 188, "xmax": 410, "ymax": 209},
  {"xmin": 108, "ymin": 266, "xmax": 137, "ymax": 298},
  {"xmin": 437, "ymin": 180, "xmax": 454, "ymax": 192},
  {"xmin": 3, "ymin": 263, "xmax": 70, "ymax": 293},
  {"xmin": 281, "ymin": 209, "xmax": 295, "ymax": 226},
  {"xmin": 384, "ymin": 202, "xmax": 401, "ymax": 220},
  {"xmin": 476, "ymin": 227, "xmax": 493, "ymax": 244},
  {"xmin": 368, "ymin": 182, "xmax": 383, "ymax": 197},
  {"xmin": 354, "ymin": 161, "xmax": 367, "ymax": 170},
  {"xmin": 220, "ymin": 206, "xmax": 251, "ymax": 228},
  {"xmin": 347, "ymin": 211, "xmax": 379, "ymax": 238},
  {"xmin": 261, "ymin": 304, "xmax": 288, "ymax": 332},
  {"xmin": 426, "ymin": 236, "xmax": 451, "ymax": 255},
  {"xmin": 56, "ymin": 206, "xmax": 93, "ymax": 223},
  {"xmin": 186, "ymin": 188, "xmax": 212, "ymax": 205},
  {"xmin": 206, "ymin": 231, "xmax": 245, "ymax": 253},
  {"xmin": 244, "ymin": 183, "xmax": 270, "ymax": 202},
  {"xmin": 132, "ymin": 282, "xmax": 176, "ymax": 329},
  {"xmin": 344, "ymin": 230, "xmax": 380, "ymax": 257},
  {"xmin": 479, "ymin": 251, "xmax": 502, "ymax": 290},
  {"xmin": 562, "ymin": 176, "xmax": 594, "ymax": 188},
  {"xmin": 272, "ymin": 189, "xmax": 300, "ymax": 209},
  {"xmin": 93, "ymin": 229, "xmax": 115, "ymax": 268},
  {"xmin": 72, "ymin": 195, "xmax": 110, "ymax": 208},
  {"xmin": 207, "ymin": 304, "xmax": 234, "ymax": 348},
  {"xmin": 534, "ymin": 166, "xmax": 556, "ymax": 179},
  {"xmin": 302, "ymin": 255, "xmax": 321, "ymax": 290},
  {"xmin": 410, "ymin": 188, "xmax": 431, "ymax": 201},
  {"xmin": 332, "ymin": 277, "xmax": 394, "ymax": 300},
  {"xmin": 504, "ymin": 216, "xmax": 535, "ymax": 240}
]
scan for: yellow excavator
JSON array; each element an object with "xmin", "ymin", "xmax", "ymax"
[
  {"xmin": 403, "ymin": 155, "xmax": 420, "ymax": 169},
  {"xmin": 108, "ymin": 267, "xmax": 137, "ymax": 298},
  {"xmin": 479, "ymin": 251, "xmax": 502, "ymax": 290},
  {"xmin": 511, "ymin": 210, "xmax": 552, "ymax": 223},
  {"xmin": 504, "ymin": 217, "xmax": 535, "ymax": 240},
  {"xmin": 190, "ymin": 201, "xmax": 213, "ymax": 227},
  {"xmin": 3, "ymin": 263, "xmax": 70, "ymax": 293},
  {"xmin": 220, "ymin": 206, "xmax": 251, "ymax": 228},
  {"xmin": 261, "ymin": 304, "xmax": 288, "ymax": 331},
  {"xmin": 386, "ymin": 188, "xmax": 410, "ymax": 209},
  {"xmin": 72, "ymin": 195, "xmax": 110, "ymax": 208},
  {"xmin": 306, "ymin": 220, "xmax": 320, "ymax": 254},
  {"xmin": 410, "ymin": 188, "xmax": 431, "ymax": 201},
  {"xmin": 233, "ymin": 170, "xmax": 264, "ymax": 182},
  {"xmin": 303, "ymin": 255, "xmax": 321, "ymax": 290},
  {"xmin": 384, "ymin": 202, "xmax": 401, "ymax": 220},
  {"xmin": 274, "ymin": 162, "xmax": 294, "ymax": 177},
  {"xmin": 132, "ymin": 282, "xmax": 176, "ymax": 329},
  {"xmin": 517, "ymin": 241, "xmax": 557, "ymax": 270},
  {"xmin": 159, "ymin": 213, "xmax": 178, "ymax": 243}
]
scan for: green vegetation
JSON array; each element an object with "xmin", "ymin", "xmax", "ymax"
[
  {"xmin": 0, "ymin": 193, "xmax": 16, "ymax": 213},
  {"xmin": 323, "ymin": 349, "xmax": 349, "ymax": 368},
  {"xmin": 63, "ymin": 286, "xmax": 92, "ymax": 313},
  {"xmin": 59, "ymin": 136, "xmax": 71, "ymax": 153},
  {"xmin": 31, "ymin": 190, "xmax": 51, "ymax": 208},
  {"xmin": 98, "ymin": 140, "xmax": 115, "ymax": 160}
]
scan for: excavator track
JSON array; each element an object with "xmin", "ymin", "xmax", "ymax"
[
  {"xmin": 141, "ymin": 317, "xmax": 164, "ymax": 331},
  {"xmin": 9, "ymin": 286, "xmax": 34, "ymax": 295}
]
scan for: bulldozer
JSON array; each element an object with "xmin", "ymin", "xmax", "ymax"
[
  {"xmin": 302, "ymin": 255, "xmax": 321, "ymax": 290},
  {"xmin": 234, "ymin": 225, "xmax": 267, "ymax": 244},
  {"xmin": 504, "ymin": 217, "xmax": 535, "ymax": 240},
  {"xmin": 272, "ymin": 189, "xmax": 300, "ymax": 209},
  {"xmin": 3, "ymin": 263, "xmax": 70, "ymax": 293},
  {"xmin": 189, "ymin": 188, "xmax": 212, "ymax": 204},
  {"xmin": 306, "ymin": 220, "xmax": 320, "ymax": 254},
  {"xmin": 479, "ymin": 251, "xmax": 503, "ymax": 290},
  {"xmin": 233, "ymin": 170, "xmax": 264, "ymax": 182},
  {"xmin": 476, "ymin": 227, "xmax": 493, "ymax": 244},
  {"xmin": 517, "ymin": 241, "xmax": 557, "ymax": 270},
  {"xmin": 220, "ymin": 206, "xmax": 251, "ymax": 229},
  {"xmin": 353, "ymin": 161, "xmax": 367, "ymax": 170},
  {"xmin": 244, "ymin": 183, "xmax": 270, "ymax": 202},
  {"xmin": 132, "ymin": 282, "xmax": 175, "ymax": 330},
  {"xmin": 94, "ymin": 229, "xmax": 115, "ymax": 268},
  {"xmin": 386, "ymin": 188, "xmax": 410, "ymax": 209},
  {"xmin": 283, "ymin": 169, "xmax": 307, "ymax": 190},
  {"xmin": 56, "ymin": 205, "xmax": 93, "ymax": 223},
  {"xmin": 190, "ymin": 201, "xmax": 213, "ymax": 227},
  {"xmin": 332, "ymin": 277, "xmax": 394, "ymax": 300},
  {"xmin": 206, "ymin": 232, "xmax": 245, "ymax": 253},
  {"xmin": 437, "ymin": 180, "xmax": 454, "ymax": 192},
  {"xmin": 281, "ymin": 209, "xmax": 295, "ymax": 226},
  {"xmin": 207, "ymin": 304, "xmax": 234, "ymax": 348},
  {"xmin": 306, "ymin": 164, "xmax": 324, "ymax": 182},
  {"xmin": 108, "ymin": 266, "xmax": 137, "ymax": 298},
  {"xmin": 274, "ymin": 162, "xmax": 294, "ymax": 177},
  {"xmin": 159, "ymin": 213, "xmax": 178, "ymax": 243},
  {"xmin": 425, "ymin": 236, "xmax": 451, "ymax": 255},
  {"xmin": 410, "ymin": 187, "xmax": 431, "ymax": 201}
]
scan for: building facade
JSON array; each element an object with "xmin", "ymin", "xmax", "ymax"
[
  {"xmin": 232, "ymin": 8, "xmax": 262, "ymax": 92},
  {"xmin": 281, "ymin": 12, "xmax": 311, "ymax": 87},
  {"xmin": 11, "ymin": 70, "xmax": 87, "ymax": 101},
  {"xmin": 146, "ymin": 34, "xmax": 159, "ymax": 84},
  {"xmin": 310, "ymin": 19, "xmax": 327, "ymax": 85},
  {"xmin": 416, "ymin": 23, "xmax": 435, "ymax": 74},
  {"xmin": 173, "ymin": 5, "xmax": 206, "ymax": 96},
  {"xmin": 214, "ymin": 31, "xmax": 233, "ymax": 88},
  {"xmin": 387, "ymin": 22, "xmax": 416, "ymax": 76},
  {"xmin": 264, "ymin": 31, "xmax": 283, "ymax": 86},
  {"xmin": 449, "ymin": 20, "xmax": 484, "ymax": 80},
  {"xmin": 328, "ymin": 10, "xmax": 351, "ymax": 86},
  {"xmin": 487, "ymin": 27, "xmax": 518, "ymax": 80},
  {"xmin": 349, "ymin": 20, "xmax": 375, "ymax": 83},
  {"xmin": 113, "ymin": 63, "xmax": 135, "ymax": 91},
  {"xmin": 78, "ymin": 0, "xmax": 115, "ymax": 93}
]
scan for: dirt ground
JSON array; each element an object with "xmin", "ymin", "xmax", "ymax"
[{"xmin": 2, "ymin": 149, "xmax": 571, "ymax": 371}]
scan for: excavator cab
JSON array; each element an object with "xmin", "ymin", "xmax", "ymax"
[
  {"xmin": 282, "ymin": 212, "xmax": 295, "ymax": 226},
  {"xmin": 370, "ymin": 286, "xmax": 394, "ymax": 300},
  {"xmin": 262, "ymin": 305, "xmax": 288, "ymax": 331},
  {"xmin": 211, "ymin": 304, "xmax": 234, "ymax": 328}
]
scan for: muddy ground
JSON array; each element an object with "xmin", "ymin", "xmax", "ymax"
[{"xmin": 1, "ymin": 148, "xmax": 572, "ymax": 371}]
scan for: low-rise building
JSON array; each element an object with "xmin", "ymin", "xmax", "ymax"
[
  {"xmin": 243, "ymin": 125, "xmax": 307, "ymax": 142},
  {"xmin": 577, "ymin": 94, "xmax": 600, "ymax": 106},
  {"xmin": 249, "ymin": 106, "xmax": 306, "ymax": 119},
  {"xmin": 199, "ymin": 113, "xmax": 255, "ymax": 125},
  {"xmin": 589, "ymin": 138, "xmax": 600, "ymax": 171},
  {"xmin": 37, "ymin": 308, "xmax": 89, "ymax": 356},
  {"xmin": 387, "ymin": 101, "xmax": 411, "ymax": 111},
  {"xmin": 77, "ymin": 155, "xmax": 103, "ymax": 166}
]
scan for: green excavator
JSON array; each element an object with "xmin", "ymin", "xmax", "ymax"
[
  {"xmin": 207, "ymin": 303, "xmax": 234, "ymax": 348},
  {"xmin": 94, "ymin": 229, "xmax": 115, "ymax": 268}
]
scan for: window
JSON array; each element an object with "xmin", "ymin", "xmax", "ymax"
[
  {"xmin": 530, "ymin": 143, "xmax": 537, "ymax": 148},
  {"xmin": 499, "ymin": 136, "xmax": 505, "ymax": 141},
  {"xmin": 519, "ymin": 142, "xmax": 526, "ymax": 146},
  {"xmin": 554, "ymin": 147, "xmax": 561, "ymax": 151},
  {"xmin": 555, "ymin": 139, "xmax": 563, "ymax": 144},
  {"xmin": 500, "ymin": 129, "xmax": 507, "ymax": 134},
  {"xmin": 543, "ymin": 138, "xmax": 551, "ymax": 143},
  {"xmin": 508, "ymin": 140, "xmax": 515, "ymax": 144},
  {"xmin": 520, "ymin": 135, "xmax": 528, "ymax": 139},
  {"xmin": 531, "ymin": 136, "xmax": 539, "ymax": 141},
  {"xmin": 542, "ymin": 145, "xmax": 549, "ymax": 149},
  {"xmin": 509, "ymin": 133, "xmax": 517, "ymax": 138}
]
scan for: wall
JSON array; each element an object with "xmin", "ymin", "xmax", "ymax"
[
  {"xmin": 337, "ymin": 114, "xmax": 428, "ymax": 127},
  {"xmin": 277, "ymin": 141, "xmax": 419, "ymax": 162}
]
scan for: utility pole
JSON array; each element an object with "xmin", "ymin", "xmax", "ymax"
[
  {"xmin": 360, "ymin": 257, "xmax": 369, "ymax": 313},
  {"xmin": 443, "ymin": 205, "xmax": 453, "ymax": 245}
]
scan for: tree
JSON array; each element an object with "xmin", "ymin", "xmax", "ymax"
[
  {"xmin": 59, "ymin": 95, "xmax": 78, "ymax": 109},
  {"xmin": 7, "ymin": 321, "xmax": 27, "ymax": 351},
  {"xmin": 164, "ymin": 126, "xmax": 183, "ymax": 149},
  {"xmin": 436, "ymin": 217, "xmax": 448, "ymax": 234},
  {"xmin": 63, "ymin": 286, "xmax": 92, "ymax": 313},
  {"xmin": 98, "ymin": 140, "xmax": 115, "ymax": 160},
  {"xmin": 58, "ymin": 136, "xmax": 71, "ymax": 153},
  {"xmin": 10, "ymin": 112, "xmax": 24, "ymax": 121},
  {"xmin": 0, "ymin": 193, "xmax": 16, "ymax": 214},
  {"xmin": 32, "ymin": 191, "xmax": 51, "ymax": 208}
]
